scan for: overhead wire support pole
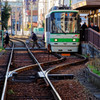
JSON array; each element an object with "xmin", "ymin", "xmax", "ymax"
[
  {"xmin": 11, "ymin": 9, "xmax": 12, "ymax": 36},
  {"xmin": 15, "ymin": 6, "xmax": 17, "ymax": 35},
  {"xmin": 69, "ymin": 0, "xmax": 72, "ymax": 8},
  {"xmin": 63, "ymin": 0, "xmax": 64, "ymax": 6},
  {"xmin": 30, "ymin": 0, "xmax": 33, "ymax": 34},
  {"xmin": 22, "ymin": 2, "xmax": 24, "ymax": 35}
]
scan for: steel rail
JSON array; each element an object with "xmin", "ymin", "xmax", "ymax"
[
  {"xmin": 46, "ymin": 53, "xmax": 88, "ymax": 72},
  {"xmin": 14, "ymin": 38, "xmax": 63, "ymax": 100},
  {"xmin": 2, "ymin": 38, "xmax": 62, "ymax": 100},
  {"xmin": 1, "ymin": 42, "xmax": 14, "ymax": 100},
  {"xmin": 44, "ymin": 53, "xmax": 88, "ymax": 100},
  {"xmin": 24, "ymin": 43, "xmax": 62, "ymax": 100},
  {"xmin": 1, "ymin": 39, "xmax": 27, "ymax": 100},
  {"xmin": 10, "ymin": 38, "xmax": 52, "ymax": 79},
  {"xmin": 45, "ymin": 54, "xmax": 88, "ymax": 76},
  {"xmin": 25, "ymin": 43, "xmax": 51, "ymax": 84},
  {"xmin": 8, "ymin": 56, "xmax": 65, "ymax": 76}
]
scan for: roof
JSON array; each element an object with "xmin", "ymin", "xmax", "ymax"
[
  {"xmin": 72, "ymin": 0, "xmax": 100, "ymax": 10},
  {"xmin": 49, "ymin": 10, "xmax": 78, "ymax": 15}
]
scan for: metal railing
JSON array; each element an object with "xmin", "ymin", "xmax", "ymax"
[
  {"xmin": 84, "ymin": 28, "xmax": 100, "ymax": 50},
  {"xmin": 1, "ymin": 42, "xmax": 14, "ymax": 100},
  {"xmin": 88, "ymin": 28, "xmax": 100, "ymax": 49},
  {"xmin": 80, "ymin": 28, "xmax": 100, "ymax": 50}
]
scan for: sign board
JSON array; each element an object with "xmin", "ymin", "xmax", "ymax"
[
  {"xmin": 72, "ymin": 1, "xmax": 86, "ymax": 9},
  {"xmin": 79, "ymin": 10, "xmax": 90, "ymax": 14}
]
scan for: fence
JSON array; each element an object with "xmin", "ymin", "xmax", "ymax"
[{"xmin": 84, "ymin": 28, "xmax": 100, "ymax": 50}]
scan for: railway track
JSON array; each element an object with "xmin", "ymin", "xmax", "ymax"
[
  {"xmin": 1, "ymin": 38, "xmax": 63, "ymax": 100},
  {"xmin": 30, "ymin": 49, "xmax": 98, "ymax": 100},
  {"xmin": 30, "ymin": 48, "xmax": 99, "ymax": 100},
  {"xmin": 0, "ymin": 51, "xmax": 11, "ymax": 98},
  {"xmin": 1, "ymin": 37, "xmax": 99, "ymax": 100}
]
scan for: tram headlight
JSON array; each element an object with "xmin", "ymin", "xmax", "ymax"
[
  {"xmin": 73, "ymin": 39, "xmax": 76, "ymax": 42},
  {"xmin": 54, "ymin": 39, "xmax": 58, "ymax": 42}
]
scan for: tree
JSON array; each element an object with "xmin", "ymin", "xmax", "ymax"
[{"xmin": 1, "ymin": 1, "xmax": 11, "ymax": 30}]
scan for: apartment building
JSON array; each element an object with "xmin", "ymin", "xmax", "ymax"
[
  {"xmin": 24, "ymin": 0, "xmax": 38, "ymax": 30},
  {"xmin": 38, "ymin": 0, "xmax": 46, "ymax": 28}
]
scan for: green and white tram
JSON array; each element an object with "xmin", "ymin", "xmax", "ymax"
[{"xmin": 45, "ymin": 7, "xmax": 80, "ymax": 52}]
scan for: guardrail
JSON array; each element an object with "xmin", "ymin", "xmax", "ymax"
[
  {"xmin": 83, "ymin": 28, "xmax": 100, "ymax": 50},
  {"xmin": 1, "ymin": 42, "xmax": 14, "ymax": 100},
  {"xmin": 87, "ymin": 28, "xmax": 100, "ymax": 49}
]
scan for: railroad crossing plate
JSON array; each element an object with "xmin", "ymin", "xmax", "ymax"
[{"xmin": 38, "ymin": 71, "xmax": 46, "ymax": 78}]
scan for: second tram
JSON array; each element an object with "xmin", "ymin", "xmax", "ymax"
[{"xmin": 45, "ymin": 7, "xmax": 80, "ymax": 52}]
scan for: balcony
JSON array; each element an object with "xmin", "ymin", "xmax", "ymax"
[{"xmin": 72, "ymin": 0, "xmax": 100, "ymax": 10}]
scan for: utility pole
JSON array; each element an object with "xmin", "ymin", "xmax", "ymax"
[
  {"xmin": 63, "ymin": 0, "xmax": 64, "ymax": 6},
  {"xmin": 15, "ymin": 6, "xmax": 17, "ymax": 35},
  {"xmin": 69, "ymin": 0, "xmax": 72, "ymax": 7},
  {"xmin": 30, "ymin": 0, "xmax": 33, "ymax": 34},
  {"xmin": 22, "ymin": 2, "xmax": 24, "ymax": 35},
  {"xmin": 0, "ymin": 0, "xmax": 2, "ymax": 31},
  {"xmin": 11, "ymin": 9, "xmax": 12, "ymax": 35}
]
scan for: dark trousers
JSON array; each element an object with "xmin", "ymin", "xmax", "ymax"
[{"xmin": 32, "ymin": 40, "xmax": 40, "ymax": 48}]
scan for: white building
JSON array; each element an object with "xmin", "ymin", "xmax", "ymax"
[
  {"xmin": 38, "ymin": 0, "xmax": 61, "ymax": 28},
  {"xmin": 38, "ymin": 0, "xmax": 47, "ymax": 28},
  {"xmin": 38, "ymin": 0, "xmax": 71, "ymax": 28}
]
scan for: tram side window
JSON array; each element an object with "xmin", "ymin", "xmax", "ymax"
[
  {"xmin": 46, "ymin": 18, "xmax": 48, "ymax": 32},
  {"xmin": 46, "ymin": 18, "xmax": 50, "ymax": 32},
  {"xmin": 49, "ymin": 17, "xmax": 51, "ymax": 32}
]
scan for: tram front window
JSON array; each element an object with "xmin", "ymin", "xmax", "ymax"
[{"xmin": 51, "ymin": 12, "xmax": 78, "ymax": 33}]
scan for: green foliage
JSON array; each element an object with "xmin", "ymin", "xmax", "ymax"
[
  {"xmin": 7, "ymin": 89, "xmax": 14, "ymax": 95},
  {"xmin": 0, "ymin": 47, "xmax": 5, "ymax": 51},
  {"xmin": 1, "ymin": 1, "xmax": 11, "ymax": 30},
  {"xmin": 0, "ymin": 49, "xmax": 2, "ymax": 52},
  {"xmin": 88, "ymin": 57, "xmax": 100, "ymax": 76},
  {"xmin": 88, "ymin": 65, "xmax": 100, "ymax": 76}
]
